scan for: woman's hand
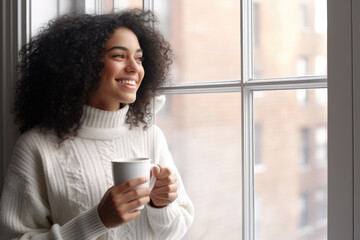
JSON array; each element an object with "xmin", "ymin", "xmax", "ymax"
[
  {"xmin": 98, "ymin": 177, "xmax": 150, "ymax": 228},
  {"xmin": 150, "ymin": 165, "xmax": 178, "ymax": 208}
]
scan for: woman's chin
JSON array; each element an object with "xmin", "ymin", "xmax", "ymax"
[{"xmin": 121, "ymin": 96, "xmax": 137, "ymax": 105}]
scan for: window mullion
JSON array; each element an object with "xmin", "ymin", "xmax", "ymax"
[
  {"xmin": 242, "ymin": 87, "xmax": 255, "ymax": 240},
  {"xmin": 142, "ymin": 0, "xmax": 153, "ymax": 11},
  {"xmin": 242, "ymin": 0, "xmax": 255, "ymax": 239},
  {"xmin": 242, "ymin": 0, "xmax": 253, "ymax": 84}
]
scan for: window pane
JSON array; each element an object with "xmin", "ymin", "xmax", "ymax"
[
  {"xmin": 253, "ymin": 89, "xmax": 327, "ymax": 240},
  {"xmin": 154, "ymin": 0, "xmax": 241, "ymax": 83},
  {"xmin": 252, "ymin": 0, "xmax": 327, "ymax": 79},
  {"xmin": 102, "ymin": 0, "xmax": 142, "ymax": 13},
  {"xmin": 156, "ymin": 93, "xmax": 242, "ymax": 239}
]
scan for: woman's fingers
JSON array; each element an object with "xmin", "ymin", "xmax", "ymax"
[
  {"xmin": 150, "ymin": 192, "xmax": 178, "ymax": 207},
  {"xmin": 98, "ymin": 177, "xmax": 150, "ymax": 228},
  {"xmin": 115, "ymin": 177, "xmax": 148, "ymax": 193},
  {"xmin": 150, "ymin": 167, "xmax": 179, "ymax": 208},
  {"xmin": 151, "ymin": 183, "xmax": 178, "ymax": 194},
  {"xmin": 121, "ymin": 187, "xmax": 151, "ymax": 203},
  {"xmin": 154, "ymin": 176, "xmax": 177, "ymax": 188}
]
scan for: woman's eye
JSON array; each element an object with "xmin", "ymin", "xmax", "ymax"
[
  {"xmin": 113, "ymin": 54, "xmax": 124, "ymax": 59},
  {"xmin": 136, "ymin": 56, "xmax": 144, "ymax": 62}
]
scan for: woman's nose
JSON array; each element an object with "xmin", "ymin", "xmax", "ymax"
[{"xmin": 125, "ymin": 59, "xmax": 141, "ymax": 73}]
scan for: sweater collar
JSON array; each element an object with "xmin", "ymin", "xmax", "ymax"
[{"xmin": 81, "ymin": 104, "xmax": 129, "ymax": 128}]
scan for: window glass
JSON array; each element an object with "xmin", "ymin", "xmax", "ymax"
[
  {"xmin": 315, "ymin": 125, "xmax": 327, "ymax": 167},
  {"xmin": 300, "ymin": 128, "xmax": 310, "ymax": 169},
  {"xmin": 252, "ymin": 0, "xmax": 327, "ymax": 79},
  {"xmin": 299, "ymin": 192, "xmax": 310, "ymax": 229},
  {"xmin": 315, "ymin": 188, "xmax": 327, "ymax": 224},
  {"xmin": 253, "ymin": 89, "xmax": 327, "ymax": 240},
  {"xmin": 156, "ymin": 93, "xmax": 242, "ymax": 239},
  {"xmin": 102, "ymin": 0, "xmax": 142, "ymax": 13},
  {"xmin": 154, "ymin": 0, "xmax": 241, "ymax": 83}
]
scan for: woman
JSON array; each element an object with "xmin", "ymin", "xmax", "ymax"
[{"xmin": 0, "ymin": 9, "xmax": 194, "ymax": 239}]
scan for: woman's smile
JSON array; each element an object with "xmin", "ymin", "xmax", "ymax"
[{"xmin": 115, "ymin": 77, "xmax": 138, "ymax": 89}]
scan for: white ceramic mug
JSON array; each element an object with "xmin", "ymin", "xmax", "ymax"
[{"xmin": 111, "ymin": 158, "xmax": 160, "ymax": 210}]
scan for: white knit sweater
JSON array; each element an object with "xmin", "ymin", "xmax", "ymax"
[{"xmin": 0, "ymin": 103, "xmax": 194, "ymax": 240}]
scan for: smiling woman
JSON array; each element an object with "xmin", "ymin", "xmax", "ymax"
[
  {"xmin": 0, "ymin": 9, "xmax": 194, "ymax": 240},
  {"xmin": 14, "ymin": 9, "xmax": 172, "ymax": 140},
  {"xmin": 88, "ymin": 27, "xmax": 145, "ymax": 110}
]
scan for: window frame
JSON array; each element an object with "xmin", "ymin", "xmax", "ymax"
[{"xmin": 146, "ymin": 1, "xmax": 327, "ymax": 239}]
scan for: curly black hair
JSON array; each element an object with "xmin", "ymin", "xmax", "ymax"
[{"xmin": 15, "ymin": 9, "xmax": 172, "ymax": 140}]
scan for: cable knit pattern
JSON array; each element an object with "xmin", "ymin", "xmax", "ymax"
[
  {"xmin": 96, "ymin": 140, "xmax": 116, "ymax": 188},
  {"xmin": 0, "ymin": 100, "xmax": 194, "ymax": 240},
  {"xmin": 57, "ymin": 140, "xmax": 88, "ymax": 213}
]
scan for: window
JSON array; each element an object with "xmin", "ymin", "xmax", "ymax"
[
  {"xmin": 254, "ymin": 195, "xmax": 261, "ymax": 240},
  {"xmin": 253, "ymin": 89, "xmax": 327, "ymax": 239},
  {"xmin": 299, "ymin": 192, "xmax": 310, "ymax": 229},
  {"xmin": 299, "ymin": 4, "xmax": 309, "ymax": 31},
  {"xmin": 315, "ymin": 125, "xmax": 327, "ymax": 167},
  {"xmin": 296, "ymin": 89, "xmax": 309, "ymax": 107},
  {"xmin": 296, "ymin": 56, "xmax": 309, "ymax": 76},
  {"xmin": 314, "ymin": 0, "xmax": 327, "ymax": 34},
  {"xmin": 151, "ymin": 0, "xmax": 326, "ymax": 239},
  {"xmin": 102, "ymin": 0, "xmax": 142, "ymax": 12},
  {"xmin": 315, "ymin": 188, "xmax": 327, "ymax": 225},
  {"xmin": 157, "ymin": 93, "xmax": 242, "ymax": 239},
  {"xmin": 315, "ymin": 88, "xmax": 327, "ymax": 107},
  {"xmin": 300, "ymin": 127, "xmax": 311, "ymax": 169},
  {"xmin": 315, "ymin": 55, "xmax": 327, "ymax": 75}
]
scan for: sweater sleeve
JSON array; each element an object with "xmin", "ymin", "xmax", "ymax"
[
  {"xmin": 0, "ymin": 132, "xmax": 109, "ymax": 240},
  {"xmin": 145, "ymin": 126, "xmax": 194, "ymax": 240}
]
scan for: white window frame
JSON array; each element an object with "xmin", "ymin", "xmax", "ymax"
[
  {"xmin": 147, "ymin": 0, "xmax": 359, "ymax": 240},
  {"xmin": 147, "ymin": 1, "xmax": 326, "ymax": 239},
  {"xmin": 1, "ymin": 0, "xmax": 359, "ymax": 239}
]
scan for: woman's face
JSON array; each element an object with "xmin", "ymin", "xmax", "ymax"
[{"xmin": 88, "ymin": 27, "xmax": 145, "ymax": 111}]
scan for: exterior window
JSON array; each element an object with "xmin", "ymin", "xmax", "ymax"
[
  {"xmin": 300, "ymin": 128, "xmax": 311, "ymax": 169},
  {"xmin": 315, "ymin": 88, "xmax": 327, "ymax": 107},
  {"xmin": 316, "ymin": 188, "xmax": 327, "ymax": 224},
  {"xmin": 255, "ymin": 195, "xmax": 261, "ymax": 240},
  {"xmin": 299, "ymin": 192, "xmax": 310, "ymax": 229},
  {"xmin": 296, "ymin": 89, "xmax": 309, "ymax": 107},
  {"xmin": 315, "ymin": 55, "xmax": 327, "ymax": 75},
  {"xmin": 314, "ymin": 0, "xmax": 327, "ymax": 34},
  {"xmin": 102, "ymin": 0, "xmax": 142, "ymax": 12},
  {"xmin": 299, "ymin": 4, "xmax": 309, "ymax": 30},
  {"xmin": 296, "ymin": 56, "xmax": 309, "ymax": 76},
  {"xmin": 315, "ymin": 188, "xmax": 327, "ymax": 224},
  {"xmin": 315, "ymin": 125, "xmax": 327, "ymax": 167}
]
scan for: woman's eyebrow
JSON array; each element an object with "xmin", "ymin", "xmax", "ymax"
[{"xmin": 107, "ymin": 46, "xmax": 143, "ymax": 53}]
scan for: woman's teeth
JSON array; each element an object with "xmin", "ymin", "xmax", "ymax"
[{"xmin": 118, "ymin": 80, "xmax": 136, "ymax": 85}]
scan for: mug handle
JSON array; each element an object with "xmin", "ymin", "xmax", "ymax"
[{"xmin": 149, "ymin": 164, "xmax": 161, "ymax": 190}]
